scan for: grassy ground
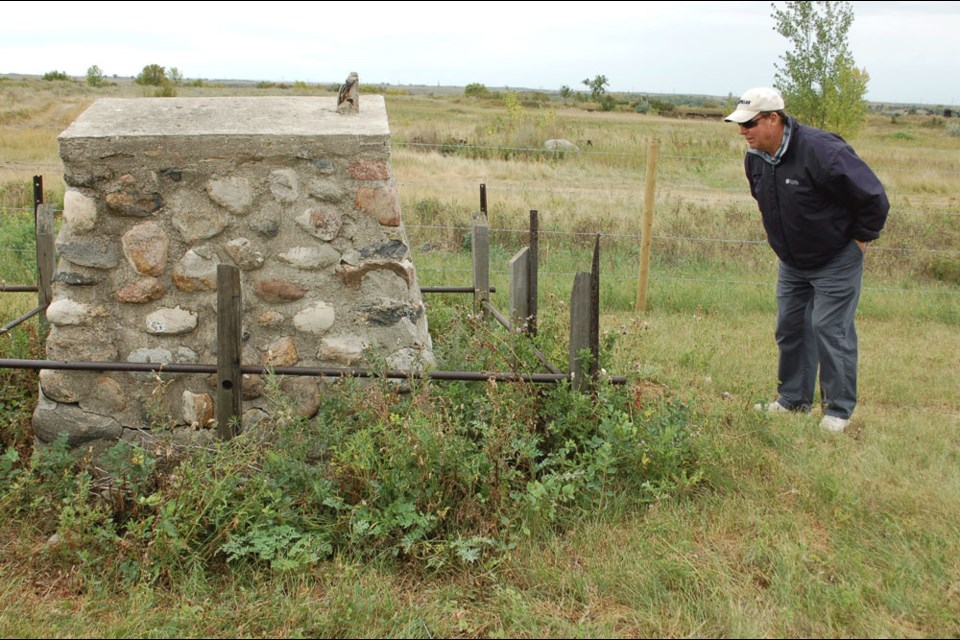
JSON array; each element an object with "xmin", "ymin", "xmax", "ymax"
[{"xmin": 1, "ymin": 75, "xmax": 958, "ymax": 637}]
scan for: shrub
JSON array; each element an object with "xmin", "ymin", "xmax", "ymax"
[
  {"xmin": 464, "ymin": 83, "xmax": 490, "ymax": 98},
  {"xmin": 923, "ymin": 256, "xmax": 960, "ymax": 285},
  {"xmin": 86, "ymin": 65, "xmax": 104, "ymax": 87},
  {"xmin": 135, "ymin": 64, "xmax": 166, "ymax": 86},
  {"xmin": 0, "ymin": 299, "xmax": 703, "ymax": 579},
  {"xmin": 649, "ymin": 98, "xmax": 678, "ymax": 116},
  {"xmin": 153, "ymin": 80, "xmax": 178, "ymax": 97},
  {"xmin": 41, "ymin": 70, "xmax": 69, "ymax": 81}
]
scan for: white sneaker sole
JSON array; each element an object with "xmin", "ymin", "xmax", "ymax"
[
  {"xmin": 754, "ymin": 401, "xmax": 791, "ymax": 414},
  {"xmin": 819, "ymin": 416, "xmax": 850, "ymax": 433}
]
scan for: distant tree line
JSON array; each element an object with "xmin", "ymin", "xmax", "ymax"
[{"xmin": 41, "ymin": 70, "xmax": 69, "ymax": 81}]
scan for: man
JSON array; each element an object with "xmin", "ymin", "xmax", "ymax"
[{"xmin": 726, "ymin": 87, "xmax": 889, "ymax": 433}]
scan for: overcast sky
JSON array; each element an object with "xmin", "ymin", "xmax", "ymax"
[{"xmin": 3, "ymin": 1, "xmax": 958, "ymax": 105}]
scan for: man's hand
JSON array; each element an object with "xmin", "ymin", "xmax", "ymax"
[{"xmin": 856, "ymin": 240, "xmax": 867, "ymax": 252}]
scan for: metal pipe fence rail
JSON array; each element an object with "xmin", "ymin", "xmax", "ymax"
[
  {"xmin": 0, "ymin": 285, "xmax": 38, "ymax": 292},
  {"xmin": 0, "ymin": 357, "xmax": 624, "ymax": 385}
]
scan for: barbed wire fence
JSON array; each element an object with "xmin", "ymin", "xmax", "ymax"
[
  {"xmin": 1, "ymin": 140, "xmax": 959, "ymax": 300},
  {"xmin": 389, "ymin": 140, "xmax": 959, "ymax": 300},
  {"xmin": 1, "ymin": 137, "xmax": 958, "ymax": 421}
]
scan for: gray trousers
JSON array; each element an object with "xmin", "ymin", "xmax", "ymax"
[{"xmin": 775, "ymin": 241, "xmax": 864, "ymax": 419}]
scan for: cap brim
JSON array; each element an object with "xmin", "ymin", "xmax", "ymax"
[{"xmin": 724, "ymin": 108, "xmax": 759, "ymax": 123}]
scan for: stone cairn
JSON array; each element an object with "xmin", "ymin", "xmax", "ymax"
[{"xmin": 35, "ymin": 93, "xmax": 434, "ymax": 455}]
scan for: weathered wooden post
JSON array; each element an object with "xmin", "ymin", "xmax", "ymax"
[
  {"xmin": 590, "ymin": 234, "xmax": 600, "ymax": 382},
  {"xmin": 507, "ymin": 210, "xmax": 541, "ymax": 333},
  {"xmin": 569, "ymin": 272, "xmax": 592, "ymax": 393},
  {"xmin": 570, "ymin": 235, "xmax": 601, "ymax": 393},
  {"xmin": 636, "ymin": 140, "xmax": 660, "ymax": 312},
  {"xmin": 35, "ymin": 204, "xmax": 55, "ymax": 330},
  {"xmin": 528, "ymin": 209, "xmax": 539, "ymax": 336},
  {"xmin": 509, "ymin": 247, "xmax": 530, "ymax": 329},
  {"xmin": 33, "ymin": 176, "xmax": 54, "ymax": 332},
  {"xmin": 216, "ymin": 264, "xmax": 242, "ymax": 440}
]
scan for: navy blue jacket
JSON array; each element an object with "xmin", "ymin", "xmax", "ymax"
[{"xmin": 745, "ymin": 116, "xmax": 889, "ymax": 269}]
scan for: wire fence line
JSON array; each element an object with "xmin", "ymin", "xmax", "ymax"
[
  {"xmin": 0, "ymin": 209, "xmax": 956, "ymax": 258},
  {"xmin": 398, "ymin": 175, "xmax": 958, "ymax": 198},
  {"xmin": 394, "ymin": 141, "xmax": 960, "ymax": 176},
  {"xmin": 412, "ymin": 264, "xmax": 960, "ymax": 298},
  {"xmin": 403, "ymin": 223, "xmax": 960, "ymax": 256},
  {"xmin": 4, "ymin": 195, "xmax": 959, "ymax": 217},
  {"xmin": 400, "ymin": 180, "xmax": 959, "ymax": 215},
  {"xmin": 1, "ymin": 139, "xmax": 955, "ymax": 300}
]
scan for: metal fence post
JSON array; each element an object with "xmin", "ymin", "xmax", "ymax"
[
  {"xmin": 216, "ymin": 265, "xmax": 242, "ymax": 440},
  {"xmin": 472, "ymin": 212, "xmax": 489, "ymax": 316}
]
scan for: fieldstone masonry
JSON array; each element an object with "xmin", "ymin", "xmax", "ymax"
[{"xmin": 36, "ymin": 96, "xmax": 434, "ymax": 454}]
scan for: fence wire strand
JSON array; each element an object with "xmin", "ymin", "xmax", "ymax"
[
  {"xmin": 394, "ymin": 141, "xmax": 960, "ymax": 176},
  {"xmin": 404, "ymin": 223, "xmax": 960, "ymax": 256}
]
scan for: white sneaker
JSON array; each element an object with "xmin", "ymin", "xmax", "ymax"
[
  {"xmin": 819, "ymin": 415, "xmax": 850, "ymax": 433},
  {"xmin": 754, "ymin": 400, "xmax": 792, "ymax": 414}
]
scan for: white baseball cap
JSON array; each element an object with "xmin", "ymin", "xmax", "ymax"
[{"xmin": 724, "ymin": 87, "xmax": 785, "ymax": 123}]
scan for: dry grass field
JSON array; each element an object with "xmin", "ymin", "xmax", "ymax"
[{"xmin": 1, "ymin": 74, "xmax": 959, "ymax": 637}]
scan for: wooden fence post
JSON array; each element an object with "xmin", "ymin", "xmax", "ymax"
[
  {"xmin": 590, "ymin": 234, "xmax": 600, "ymax": 381},
  {"xmin": 528, "ymin": 209, "xmax": 539, "ymax": 336},
  {"xmin": 472, "ymin": 212, "xmax": 489, "ymax": 316},
  {"xmin": 636, "ymin": 140, "xmax": 660, "ymax": 312},
  {"xmin": 569, "ymin": 272, "xmax": 592, "ymax": 393},
  {"xmin": 509, "ymin": 247, "xmax": 529, "ymax": 330},
  {"xmin": 216, "ymin": 265, "xmax": 242, "ymax": 440}
]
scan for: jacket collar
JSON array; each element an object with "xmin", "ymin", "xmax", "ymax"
[{"xmin": 747, "ymin": 115, "xmax": 795, "ymax": 166}]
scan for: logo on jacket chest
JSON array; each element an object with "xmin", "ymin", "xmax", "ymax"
[{"xmin": 784, "ymin": 178, "xmax": 800, "ymax": 186}]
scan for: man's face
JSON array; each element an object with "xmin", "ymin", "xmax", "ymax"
[{"xmin": 738, "ymin": 113, "xmax": 781, "ymax": 155}]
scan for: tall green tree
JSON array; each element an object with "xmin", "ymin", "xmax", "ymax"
[
  {"xmin": 582, "ymin": 75, "xmax": 609, "ymax": 103},
  {"xmin": 135, "ymin": 64, "xmax": 166, "ymax": 86},
  {"xmin": 771, "ymin": 1, "xmax": 868, "ymax": 138},
  {"xmin": 86, "ymin": 65, "xmax": 104, "ymax": 87}
]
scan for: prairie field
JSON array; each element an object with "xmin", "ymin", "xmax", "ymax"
[{"xmin": 1, "ymin": 75, "xmax": 959, "ymax": 637}]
